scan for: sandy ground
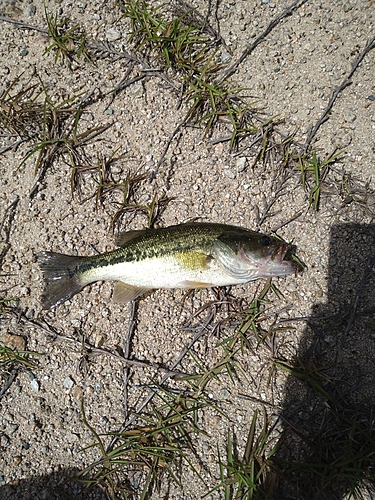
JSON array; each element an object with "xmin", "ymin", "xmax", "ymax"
[{"xmin": 0, "ymin": 0, "xmax": 375, "ymax": 499}]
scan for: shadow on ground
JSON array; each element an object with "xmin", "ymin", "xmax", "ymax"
[
  {"xmin": 272, "ymin": 223, "xmax": 375, "ymax": 499},
  {"xmin": 0, "ymin": 467, "xmax": 107, "ymax": 500}
]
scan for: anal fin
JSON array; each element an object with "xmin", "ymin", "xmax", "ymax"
[
  {"xmin": 113, "ymin": 281, "xmax": 149, "ymax": 303},
  {"xmin": 179, "ymin": 280, "xmax": 213, "ymax": 289}
]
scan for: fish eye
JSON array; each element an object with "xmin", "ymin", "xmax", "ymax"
[{"xmin": 260, "ymin": 236, "xmax": 271, "ymax": 246}]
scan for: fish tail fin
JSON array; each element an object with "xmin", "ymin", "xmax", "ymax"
[{"xmin": 36, "ymin": 251, "xmax": 84, "ymax": 310}]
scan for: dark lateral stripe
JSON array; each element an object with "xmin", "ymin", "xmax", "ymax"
[{"xmin": 75, "ymin": 234, "xmax": 215, "ymax": 276}]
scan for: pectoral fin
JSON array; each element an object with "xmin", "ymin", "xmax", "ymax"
[{"xmin": 113, "ymin": 282, "xmax": 149, "ymax": 303}]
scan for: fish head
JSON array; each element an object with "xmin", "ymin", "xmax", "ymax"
[{"xmin": 213, "ymin": 230, "xmax": 302, "ymax": 281}]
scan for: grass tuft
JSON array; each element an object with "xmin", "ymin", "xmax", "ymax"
[
  {"xmin": 0, "ymin": 76, "xmax": 110, "ymax": 197},
  {"xmin": 292, "ymin": 150, "xmax": 343, "ymax": 210},
  {"xmin": 118, "ymin": 0, "xmax": 266, "ymax": 151},
  {"xmin": 0, "ymin": 342, "xmax": 39, "ymax": 371},
  {"xmin": 205, "ymin": 407, "xmax": 279, "ymax": 499},
  {"xmin": 79, "ymin": 390, "xmax": 206, "ymax": 498},
  {"xmin": 44, "ymin": 6, "xmax": 90, "ymax": 65}
]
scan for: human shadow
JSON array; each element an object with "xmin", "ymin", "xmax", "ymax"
[
  {"xmin": 272, "ymin": 223, "xmax": 375, "ymax": 499},
  {"xmin": 0, "ymin": 467, "xmax": 107, "ymax": 500}
]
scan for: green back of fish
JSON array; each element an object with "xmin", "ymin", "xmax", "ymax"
[{"xmin": 79, "ymin": 222, "xmax": 260, "ymax": 271}]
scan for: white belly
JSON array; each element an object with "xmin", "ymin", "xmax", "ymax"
[{"xmin": 85, "ymin": 254, "xmax": 246, "ymax": 289}]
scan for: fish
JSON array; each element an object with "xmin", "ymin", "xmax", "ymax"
[{"xmin": 36, "ymin": 222, "xmax": 301, "ymax": 310}]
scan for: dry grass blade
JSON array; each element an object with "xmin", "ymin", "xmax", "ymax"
[
  {"xmin": 0, "ymin": 342, "xmax": 40, "ymax": 371},
  {"xmin": 0, "ymin": 196, "xmax": 19, "ymax": 265},
  {"xmin": 0, "ymin": 76, "xmax": 112, "ymax": 197},
  {"xmin": 79, "ymin": 389, "xmax": 206, "ymax": 498},
  {"xmin": 303, "ymin": 34, "xmax": 375, "ymax": 152},
  {"xmin": 291, "ymin": 150, "xmax": 343, "ymax": 211},
  {"xmin": 29, "ymin": 317, "xmax": 186, "ymax": 378},
  {"xmin": 205, "ymin": 407, "xmax": 279, "ymax": 499},
  {"xmin": 217, "ymin": 0, "xmax": 309, "ymax": 85}
]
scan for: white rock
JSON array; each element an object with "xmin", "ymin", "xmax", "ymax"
[
  {"xmin": 63, "ymin": 376, "xmax": 74, "ymax": 389},
  {"xmin": 30, "ymin": 379, "xmax": 39, "ymax": 392},
  {"xmin": 236, "ymin": 157, "xmax": 247, "ymax": 172},
  {"xmin": 106, "ymin": 28, "xmax": 121, "ymax": 42}
]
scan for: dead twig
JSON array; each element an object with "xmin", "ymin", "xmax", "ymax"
[
  {"xmin": 150, "ymin": 121, "xmax": 184, "ymax": 182},
  {"xmin": 217, "ymin": 0, "xmax": 309, "ymax": 85},
  {"xmin": 0, "ymin": 15, "xmax": 48, "ymax": 34},
  {"xmin": 303, "ymin": 34, "xmax": 375, "ymax": 151},
  {"xmin": 123, "ymin": 300, "xmax": 138, "ymax": 421},
  {"xmin": 25, "ymin": 315, "xmax": 187, "ymax": 377},
  {"xmin": 271, "ymin": 211, "xmax": 304, "ymax": 233},
  {"xmin": 255, "ymin": 172, "xmax": 291, "ymax": 228},
  {"xmin": 174, "ymin": 0, "xmax": 225, "ymax": 45},
  {"xmin": 0, "ymin": 196, "xmax": 19, "ymax": 265},
  {"xmin": 105, "ymin": 294, "xmax": 223, "ymax": 452}
]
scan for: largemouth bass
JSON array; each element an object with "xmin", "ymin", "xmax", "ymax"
[{"xmin": 37, "ymin": 222, "xmax": 301, "ymax": 310}]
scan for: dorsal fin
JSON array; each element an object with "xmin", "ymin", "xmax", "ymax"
[{"xmin": 115, "ymin": 229, "xmax": 148, "ymax": 247}]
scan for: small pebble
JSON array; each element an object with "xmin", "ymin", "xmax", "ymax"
[
  {"xmin": 219, "ymin": 388, "xmax": 231, "ymax": 400},
  {"xmin": 63, "ymin": 376, "xmax": 74, "ymax": 389},
  {"xmin": 345, "ymin": 112, "xmax": 356, "ymax": 123},
  {"xmin": 12, "ymin": 456, "xmax": 22, "ymax": 466},
  {"xmin": 224, "ymin": 169, "xmax": 236, "ymax": 179},
  {"xmin": 66, "ymin": 431, "xmax": 79, "ymax": 442},
  {"xmin": 7, "ymin": 423, "xmax": 19, "ymax": 435},
  {"xmin": 236, "ymin": 157, "xmax": 247, "ymax": 172},
  {"xmin": 216, "ymin": 50, "xmax": 232, "ymax": 64},
  {"xmin": 71, "ymin": 386, "xmax": 83, "ymax": 400},
  {"xmin": 129, "ymin": 81, "xmax": 144, "ymax": 97},
  {"xmin": 25, "ymin": 4, "xmax": 36, "ymax": 17},
  {"xmin": 30, "ymin": 379, "xmax": 40, "ymax": 392},
  {"xmin": 106, "ymin": 28, "xmax": 121, "ymax": 42},
  {"xmin": 0, "ymin": 333, "xmax": 26, "ymax": 351},
  {"xmin": 20, "ymin": 49, "xmax": 29, "ymax": 57},
  {"xmin": 0, "ymin": 434, "xmax": 10, "ymax": 446}
]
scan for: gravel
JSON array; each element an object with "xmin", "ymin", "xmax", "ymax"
[{"xmin": 0, "ymin": 0, "xmax": 375, "ymax": 499}]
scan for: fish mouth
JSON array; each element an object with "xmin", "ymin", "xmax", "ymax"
[
  {"xmin": 272, "ymin": 243, "xmax": 291, "ymax": 262},
  {"xmin": 271, "ymin": 243, "xmax": 304, "ymax": 274}
]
